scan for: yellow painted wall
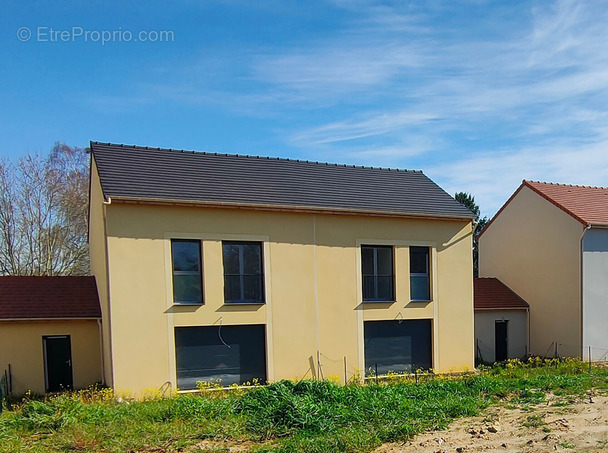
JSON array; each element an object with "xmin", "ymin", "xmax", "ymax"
[
  {"xmin": 0, "ymin": 320, "xmax": 102, "ymax": 395},
  {"xmin": 479, "ymin": 185, "xmax": 583, "ymax": 358},
  {"xmin": 88, "ymin": 159, "xmax": 112, "ymax": 386},
  {"xmin": 94, "ymin": 196, "xmax": 474, "ymax": 394}
]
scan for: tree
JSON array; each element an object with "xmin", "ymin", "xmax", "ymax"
[
  {"xmin": 0, "ymin": 143, "xmax": 89, "ymax": 275},
  {"xmin": 455, "ymin": 192, "xmax": 488, "ymax": 277}
]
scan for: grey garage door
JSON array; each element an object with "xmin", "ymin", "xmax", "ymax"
[
  {"xmin": 364, "ymin": 319, "xmax": 432, "ymax": 376},
  {"xmin": 175, "ymin": 324, "xmax": 266, "ymax": 389}
]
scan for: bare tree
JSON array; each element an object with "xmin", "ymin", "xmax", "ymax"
[{"xmin": 0, "ymin": 143, "xmax": 89, "ymax": 275}]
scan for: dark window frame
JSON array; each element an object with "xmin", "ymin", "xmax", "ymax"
[
  {"xmin": 171, "ymin": 239, "xmax": 203, "ymax": 305},
  {"xmin": 222, "ymin": 241, "xmax": 265, "ymax": 304},
  {"xmin": 361, "ymin": 245, "xmax": 395, "ymax": 302},
  {"xmin": 409, "ymin": 246, "xmax": 431, "ymax": 302}
]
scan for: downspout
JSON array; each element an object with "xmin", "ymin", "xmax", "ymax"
[
  {"xmin": 580, "ymin": 224, "xmax": 591, "ymax": 359},
  {"xmin": 526, "ymin": 306, "xmax": 530, "ymax": 357},
  {"xmin": 97, "ymin": 318, "xmax": 105, "ymax": 385},
  {"xmin": 312, "ymin": 215, "xmax": 320, "ymax": 379},
  {"xmin": 102, "ymin": 196, "xmax": 114, "ymax": 387}
]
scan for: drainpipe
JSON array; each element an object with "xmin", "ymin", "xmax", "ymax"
[
  {"xmin": 580, "ymin": 224, "xmax": 592, "ymax": 359},
  {"xmin": 97, "ymin": 318, "xmax": 105, "ymax": 385}
]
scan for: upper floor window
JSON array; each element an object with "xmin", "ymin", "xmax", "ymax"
[
  {"xmin": 171, "ymin": 239, "xmax": 203, "ymax": 304},
  {"xmin": 410, "ymin": 246, "xmax": 430, "ymax": 301},
  {"xmin": 223, "ymin": 241, "xmax": 265, "ymax": 304},
  {"xmin": 362, "ymin": 245, "xmax": 394, "ymax": 302}
]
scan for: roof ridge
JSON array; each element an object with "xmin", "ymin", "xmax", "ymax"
[
  {"xmin": 90, "ymin": 141, "xmax": 423, "ymax": 174},
  {"xmin": 525, "ymin": 180, "xmax": 608, "ymax": 190}
]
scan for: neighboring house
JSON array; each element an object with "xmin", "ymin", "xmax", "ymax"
[
  {"xmin": 479, "ymin": 181, "xmax": 608, "ymax": 360},
  {"xmin": 88, "ymin": 142, "xmax": 476, "ymax": 394},
  {"xmin": 0, "ymin": 276, "xmax": 102, "ymax": 395},
  {"xmin": 474, "ymin": 277, "xmax": 529, "ymax": 363}
]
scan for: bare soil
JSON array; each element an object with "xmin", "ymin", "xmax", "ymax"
[{"xmin": 375, "ymin": 393, "xmax": 608, "ymax": 453}]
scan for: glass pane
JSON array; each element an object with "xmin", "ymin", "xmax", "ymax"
[
  {"xmin": 362, "ymin": 275, "xmax": 375, "ymax": 300},
  {"xmin": 174, "ymin": 274, "xmax": 202, "ymax": 303},
  {"xmin": 361, "ymin": 247, "xmax": 374, "ymax": 275},
  {"xmin": 410, "ymin": 275, "xmax": 430, "ymax": 301},
  {"xmin": 243, "ymin": 243, "xmax": 262, "ymax": 274},
  {"xmin": 377, "ymin": 275, "xmax": 393, "ymax": 300},
  {"xmin": 222, "ymin": 243, "xmax": 240, "ymax": 274},
  {"xmin": 410, "ymin": 247, "xmax": 428, "ymax": 274},
  {"xmin": 376, "ymin": 247, "xmax": 393, "ymax": 275},
  {"xmin": 243, "ymin": 275, "xmax": 263, "ymax": 302},
  {"xmin": 172, "ymin": 241, "xmax": 200, "ymax": 272},
  {"xmin": 224, "ymin": 275, "xmax": 242, "ymax": 302}
]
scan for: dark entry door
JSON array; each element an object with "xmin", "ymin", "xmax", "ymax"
[
  {"xmin": 495, "ymin": 321, "xmax": 508, "ymax": 362},
  {"xmin": 43, "ymin": 335, "xmax": 73, "ymax": 392}
]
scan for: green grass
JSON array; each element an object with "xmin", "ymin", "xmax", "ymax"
[{"xmin": 1, "ymin": 358, "xmax": 607, "ymax": 453}]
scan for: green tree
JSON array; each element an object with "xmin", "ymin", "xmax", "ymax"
[
  {"xmin": 0, "ymin": 143, "xmax": 89, "ymax": 275},
  {"xmin": 455, "ymin": 192, "xmax": 488, "ymax": 277}
]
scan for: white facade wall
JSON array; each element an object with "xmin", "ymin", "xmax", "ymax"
[
  {"xmin": 474, "ymin": 310, "xmax": 528, "ymax": 363},
  {"xmin": 582, "ymin": 228, "xmax": 608, "ymax": 361}
]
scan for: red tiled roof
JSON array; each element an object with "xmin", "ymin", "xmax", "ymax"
[
  {"xmin": 525, "ymin": 181, "xmax": 608, "ymax": 226},
  {"xmin": 0, "ymin": 276, "xmax": 101, "ymax": 320},
  {"xmin": 474, "ymin": 278, "xmax": 529, "ymax": 310}
]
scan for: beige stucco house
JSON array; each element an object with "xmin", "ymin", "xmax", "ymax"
[
  {"xmin": 89, "ymin": 142, "xmax": 476, "ymax": 393},
  {"xmin": 479, "ymin": 181, "xmax": 608, "ymax": 360},
  {"xmin": 0, "ymin": 276, "xmax": 102, "ymax": 395},
  {"xmin": 474, "ymin": 277, "xmax": 529, "ymax": 364}
]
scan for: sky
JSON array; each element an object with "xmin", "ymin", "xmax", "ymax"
[{"xmin": 2, "ymin": 0, "xmax": 608, "ymax": 217}]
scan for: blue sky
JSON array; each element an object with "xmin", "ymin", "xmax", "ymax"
[{"xmin": 2, "ymin": 0, "xmax": 607, "ymax": 216}]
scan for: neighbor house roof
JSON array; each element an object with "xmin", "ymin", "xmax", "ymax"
[
  {"xmin": 524, "ymin": 181, "xmax": 608, "ymax": 226},
  {"xmin": 474, "ymin": 278, "xmax": 529, "ymax": 310},
  {"xmin": 90, "ymin": 142, "xmax": 475, "ymax": 221},
  {"xmin": 0, "ymin": 276, "xmax": 101, "ymax": 320}
]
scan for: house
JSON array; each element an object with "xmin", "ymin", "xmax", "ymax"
[
  {"xmin": 479, "ymin": 180, "xmax": 608, "ymax": 360},
  {"xmin": 0, "ymin": 276, "xmax": 102, "ymax": 395},
  {"xmin": 88, "ymin": 142, "xmax": 476, "ymax": 393},
  {"xmin": 474, "ymin": 277, "xmax": 529, "ymax": 363}
]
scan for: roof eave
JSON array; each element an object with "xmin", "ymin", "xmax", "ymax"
[
  {"xmin": 0, "ymin": 316, "xmax": 101, "ymax": 322},
  {"xmin": 106, "ymin": 196, "xmax": 475, "ymax": 222},
  {"xmin": 588, "ymin": 222, "xmax": 608, "ymax": 229}
]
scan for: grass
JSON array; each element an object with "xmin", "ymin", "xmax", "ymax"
[{"xmin": 1, "ymin": 358, "xmax": 606, "ymax": 453}]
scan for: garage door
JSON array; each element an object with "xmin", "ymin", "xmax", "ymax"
[
  {"xmin": 175, "ymin": 324, "xmax": 266, "ymax": 389},
  {"xmin": 364, "ymin": 319, "xmax": 432, "ymax": 376}
]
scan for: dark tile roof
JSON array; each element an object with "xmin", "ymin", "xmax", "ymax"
[
  {"xmin": 474, "ymin": 278, "xmax": 529, "ymax": 310},
  {"xmin": 0, "ymin": 276, "xmax": 101, "ymax": 320},
  {"xmin": 90, "ymin": 142, "xmax": 475, "ymax": 220}
]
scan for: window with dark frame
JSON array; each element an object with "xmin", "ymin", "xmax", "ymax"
[
  {"xmin": 410, "ymin": 246, "xmax": 430, "ymax": 301},
  {"xmin": 171, "ymin": 239, "xmax": 203, "ymax": 304},
  {"xmin": 362, "ymin": 245, "xmax": 394, "ymax": 302},
  {"xmin": 223, "ymin": 241, "xmax": 265, "ymax": 304}
]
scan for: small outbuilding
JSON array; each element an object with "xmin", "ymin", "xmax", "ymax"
[
  {"xmin": 0, "ymin": 276, "xmax": 103, "ymax": 395},
  {"xmin": 474, "ymin": 277, "xmax": 529, "ymax": 363}
]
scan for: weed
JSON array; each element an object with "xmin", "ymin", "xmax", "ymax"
[
  {"xmin": 521, "ymin": 414, "xmax": 545, "ymax": 428},
  {"xmin": 1, "ymin": 359, "xmax": 607, "ymax": 453}
]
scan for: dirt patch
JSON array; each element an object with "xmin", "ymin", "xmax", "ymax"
[{"xmin": 375, "ymin": 393, "xmax": 608, "ymax": 453}]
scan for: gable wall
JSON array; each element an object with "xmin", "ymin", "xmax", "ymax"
[{"xmin": 479, "ymin": 185, "xmax": 583, "ymax": 357}]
